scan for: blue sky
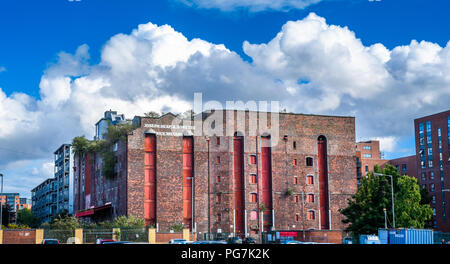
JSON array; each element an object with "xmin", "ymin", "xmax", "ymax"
[
  {"xmin": 1, "ymin": 0, "xmax": 450, "ymax": 97},
  {"xmin": 0, "ymin": 0, "xmax": 449, "ymax": 197}
]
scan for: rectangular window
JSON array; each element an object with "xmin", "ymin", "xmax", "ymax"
[
  {"xmin": 217, "ymin": 176, "xmax": 221, "ymax": 183},
  {"xmin": 293, "ymin": 177, "xmax": 298, "ymax": 185},
  {"xmin": 363, "ymin": 154, "xmax": 372, "ymax": 158},
  {"xmin": 216, "ymin": 193, "xmax": 222, "ymax": 203},
  {"xmin": 307, "ymin": 175, "xmax": 314, "ymax": 185},
  {"xmin": 250, "ymin": 155, "xmax": 257, "ymax": 165},
  {"xmin": 431, "ymin": 184, "xmax": 435, "ymax": 192},
  {"xmin": 306, "ymin": 157, "xmax": 313, "ymax": 167},
  {"xmin": 402, "ymin": 164, "xmax": 407, "ymax": 171},
  {"xmin": 216, "ymin": 156, "xmax": 221, "ymax": 164},
  {"xmin": 363, "ymin": 146, "xmax": 372, "ymax": 150},
  {"xmin": 250, "ymin": 193, "xmax": 257, "ymax": 203},
  {"xmin": 422, "ymin": 173, "xmax": 426, "ymax": 181},
  {"xmin": 293, "ymin": 159, "xmax": 297, "ymax": 166},
  {"xmin": 430, "ymin": 172, "xmax": 434, "ymax": 180},
  {"xmin": 250, "ymin": 174, "xmax": 257, "ymax": 184},
  {"xmin": 295, "ymin": 214, "xmax": 300, "ymax": 222},
  {"xmin": 294, "ymin": 195, "xmax": 299, "ymax": 203},
  {"xmin": 365, "ymin": 165, "xmax": 369, "ymax": 172},
  {"xmin": 308, "ymin": 211, "xmax": 315, "ymax": 220},
  {"xmin": 307, "ymin": 194, "xmax": 314, "ymax": 203}
]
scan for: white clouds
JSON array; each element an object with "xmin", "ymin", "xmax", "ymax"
[
  {"xmin": 178, "ymin": 0, "xmax": 323, "ymax": 12},
  {"xmin": 0, "ymin": 66, "xmax": 5, "ymax": 73},
  {"xmin": 373, "ymin": 136, "xmax": 397, "ymax": 153}
]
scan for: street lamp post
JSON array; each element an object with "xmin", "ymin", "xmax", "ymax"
[
  {"xmin": 373, "ymin": 173, "xmax": 395, "ymax": 228},
  {"xmin": 383, "ymin": 208, "xmax": 387, "ymax": 229}
]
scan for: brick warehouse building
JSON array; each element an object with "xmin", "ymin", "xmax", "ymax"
[{"xmin": 74, "ymin": 110, "xmax": 356, "ymax": 237}]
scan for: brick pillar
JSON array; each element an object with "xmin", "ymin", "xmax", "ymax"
[
  {"xmin": 183, "ymin": 228, "xmax": 190, "ymax": 241},
  {"xmin": 35, "ymin": 229, "xmax": 44, "ymax": 244},
  {"xmin": 75, "ymin": 228, "xmax": 83, "ymax": 244},
  {"xmin": 148, "ymin": 228, "xmax": 156, "ymax": 244},
  {"xmin": 113, "ymin": 228, "xmax": 121, "ymax": 241},
  {"xmin": 0, "ymin": 229, "xmax": 3, "ymax": 244}
]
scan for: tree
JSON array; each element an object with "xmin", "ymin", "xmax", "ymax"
[
  {"xmin": 341, "ymin": 164, "xmax": 433, "ymax": 238},
  {"xmin": 16, "ymin": 208, "xmax": 40, "ymax": 228},
  {"xmin": 1, "ymin": 204, "xmax": 11, "ymax": 227},
  {"xmin": 144, "ymin": 111, "xmax": 161, "ymax": 118}
]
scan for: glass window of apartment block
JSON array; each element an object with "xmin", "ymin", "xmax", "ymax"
[
  {"xmin": 428, "ymin": 160, "xmax": 433, "ymax": 168},
  {"xmin": 430, "ymin": 172, "xmax": 434, "ymax": 180},
  {"xmin": 426, "ymin": 121, "xmax": 431, "ymax": 133},
  {"xmin": 363, "ymin": 146, "xmax": 371, "ymax": 150},
  {"xmin": 363, "ymin": 154, "xmax": 372, "ymax": 158},
  {"xmin": 431, "ymin": 184, "xmax": 435, "ymax": 192},
  {"xmin": 419, "ymin": 123, "xmax": 424, "ymax": 134},
  {"xmin": 422, "ymin": 173, "xmax": 426, "ymax": 180}
]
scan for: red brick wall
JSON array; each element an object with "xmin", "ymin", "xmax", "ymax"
[
  {"xmin": 2, "ymin": 230, "xmax": 36, "ymax": 244},
  {"xmin": 125, "ymin": 111, "xmax": 356, "ymax": 235}
]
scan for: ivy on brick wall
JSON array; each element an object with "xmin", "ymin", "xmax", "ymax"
[{"xmin": 72, "ymin": 123, "xmax": 134, "ymax": 179}]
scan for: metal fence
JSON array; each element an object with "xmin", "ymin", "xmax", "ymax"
[
  {"xmin": 199, "ymin": 232, "xmax": 233, "ymax": 241},
  {"xmin": 43, "ymin": 229, "xmax": 75, "ymax": 244},
  {"xmin": 83, "ymin": 228, "xmax": 114, "ymax": 244},
  {"xmin": 120, "ymin": 228, "xmax": 148, "ymax": 242}
]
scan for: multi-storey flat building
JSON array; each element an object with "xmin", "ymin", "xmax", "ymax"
[
  {"xmin": 31, "ymin": 178, "xmax": 57, "ymax": 223},
  {"xmin": 94, "ymin": 110, "xmax": 128, "ymax": 140},
  {"xmin": 0, "ymin": 193, "xmax": 20, "ymax": 213},
  {"xmin": 414, "ymin": 110, "xmax": 450, "ymax": 232},
  {"xmin": 356, "ymin": 140, "xmax": 388, "ymax": 186},
  {"xmin": 54, "ymin": 144, "xmax": 74, "ymax": 215},
  {"xmin": 389, "ymin": 155, "xmax": 417, "ymax": 178},
  {"xmin": 74, "ymin": 110, "xmax": 357, "ymax": 239},
  {"xmin": 19, "ymin": 198, "xmax": 32, "ymax": 210}
]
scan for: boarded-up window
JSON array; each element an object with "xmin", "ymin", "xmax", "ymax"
[
  {"xmin": 307, "ymin": 194, "xmax": 314, "ymax": 203},
  {"xmin": 250, "ymin": 155, "xmax": 257, "ymax": 164},
  {"xmin": 216, "ymin": 137, "xmax": 220, "ymax": 145},
  {"xmin": 293, "ymin": 177, "xmax": 298, "ymax": 185},
  {"xmin": 250, "ymin": 174, "xmax": 257, "ymax": 184},
  {"xmin": 293, "ymin": 159, "xmax": 297, "ymax": 166},
  {"xmin": 307, "ymin": 175, "xmax": 314, "ymax": 185},
  {"xmin": 250, "ymin": 193, "xmax": 257, "ymax": 203},
  {"xmin": 308, "ymin": 211, "xmax": 315, "ymax": 220},
  {"xmin": 250, "ymin": 210, "xmax": 257, "ymax": 220},
  {"xmin": 216, "ymin": 193, "xmax": 222, "ymax": 203}
]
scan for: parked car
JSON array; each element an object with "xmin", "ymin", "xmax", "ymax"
[
  {"xmin": 192, "ymin": 240, "xmax": 227, "ymax": 244},
  {"xmin": 42, "ymin": 239, "xmax": 60, "ymax": 244},
  {"xmin": 96, "ymin": 239, "xmax": 116, "ymax": 244},
  {"xmin": 169, "ymin": 239, "xmax": 187, "ymax": 244},
  {"xmin": 227, "ymin": 237, "xmax": 243, "ymax": 244},
  {"xmin": 243, "ymin": 237, "xmax": 256, "ymax": 244},
  {"xmin": 102, "ymin": 241, "xmax": 132, "ymax": 244}
]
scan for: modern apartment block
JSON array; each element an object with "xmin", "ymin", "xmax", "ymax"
[
  {"xmin": 94, "ymin": 110, "xmax": 128, "ymax": 140},
  {"xmin": 356, "ymin": 140, "xmax": 388, "ymax": 186},
  {"xmin": 74, "ymin": 110, "xmax": 357, "ymax": 238},
  {"xmin": 414, "ymin": 110, "xmax": 450, "ymax": 232},
  {"xmin": 389, "ymin": 155, "xmax": 417, "ymax": 178},
  {"xmin": 54, "ymin": 144, "xmax": 74, "ymax": 215},
  {"xmin": 0, "ymin": 193, "xmax": 20, "ymax": 212},
  {"xmin": 31, "ymin": 178, "xmax": 57, "ymax": 223},
  {"xmin": 19, "ymin": 198, "xmax": 32, "ymax": 210}
]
